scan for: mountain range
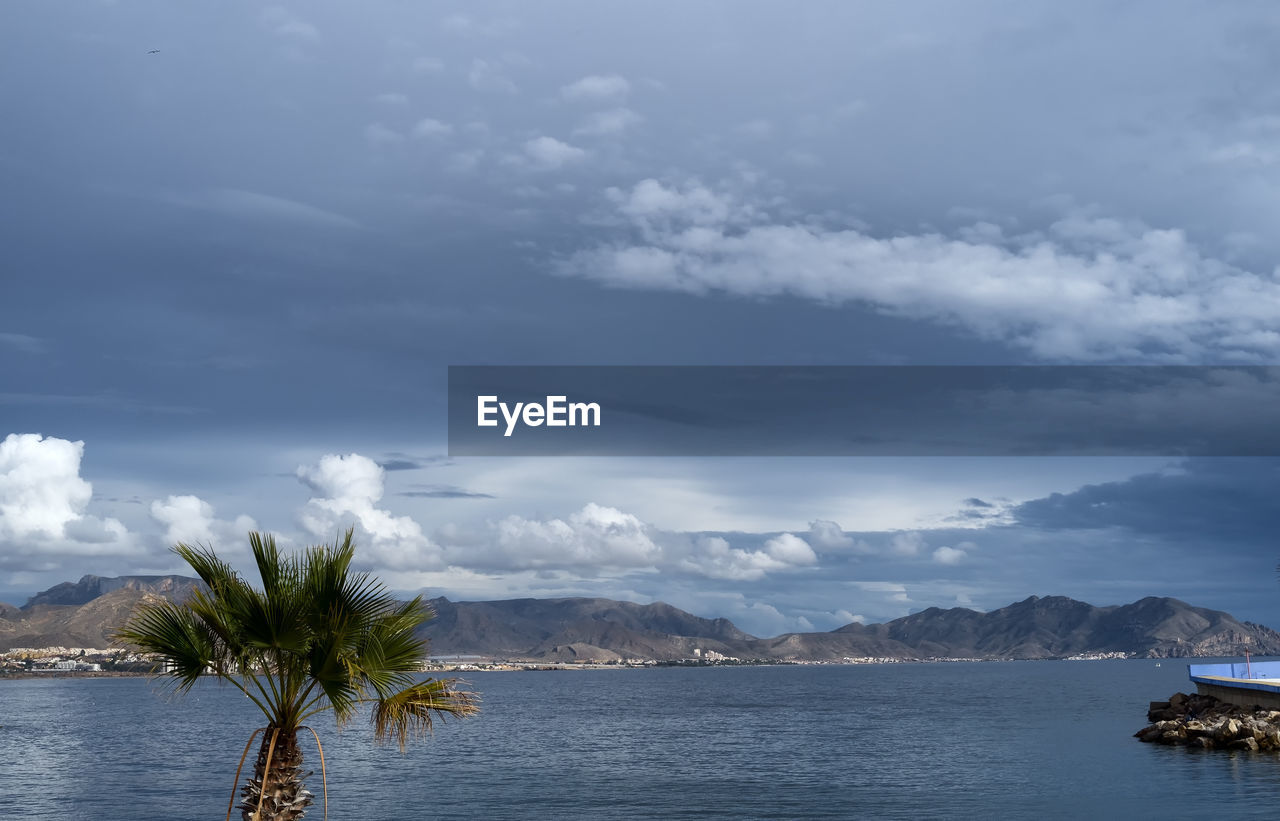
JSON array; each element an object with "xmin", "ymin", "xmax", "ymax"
[{"xmin": 2, "ymin": 574, "xmax": 1278, "ymax": 661}]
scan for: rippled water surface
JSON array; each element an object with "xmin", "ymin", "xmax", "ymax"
[{"xmin": 4, "ymin": 661, "xmax": 1280, "ymax": 819}]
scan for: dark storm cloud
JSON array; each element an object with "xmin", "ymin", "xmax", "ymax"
[
  {"xmin": 0, "ymin": 392, "xmax": 206, "ymax": 416},
  {"xmin": 947, "ymin": 509, "xmax": 997, "ymax": 523},
  {"xmin": 7, "ymin": 1, "xmax": 1277, "ymax": 449},
  {"xmin": 398, "ymin": 485, "xmax": 494, "ymax": 499},
  {"xmin": 378, "ymin": 459, "xmax": 423, "ymax": 471},
  {"xmin": 1013, "ymin": 458, "xmax": 1280, "ymax": 545}
]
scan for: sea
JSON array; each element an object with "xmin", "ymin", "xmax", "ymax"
[{"xmin": 2, "ymin": 660, "xmax": 1278, "ymax": 820}]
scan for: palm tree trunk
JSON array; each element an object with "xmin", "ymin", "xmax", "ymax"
[{"xmin": 239, "ymin": 727, "xmax": 313, "ymax": 821}]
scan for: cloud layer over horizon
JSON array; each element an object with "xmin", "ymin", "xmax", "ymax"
[{"xmin": 2, "ymin": 432, "xmax": 1276, "ymax": 638}]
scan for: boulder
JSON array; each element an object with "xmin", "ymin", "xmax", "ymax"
[
  {"xmin": 1135, "ymin": 726, "xmax": 1164, "ymax": 742},
  {"xmin": 1227, "ymin": 737, "xmax": 1260, "ymax": 752}
]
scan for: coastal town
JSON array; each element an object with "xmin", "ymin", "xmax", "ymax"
[
  {"xmin": 1, "ymin": 643, "xmax": 1009, "ymax": 677},
  {"xmin": 0, "ymin": 646, "xmax": 149, "ymax": 675}
]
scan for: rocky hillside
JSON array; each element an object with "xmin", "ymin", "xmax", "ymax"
[
  {"xmin": 23, "ymin": 574, "xmax": 202, "ymax": 608},
  {"xmin": 0, "ymin": 575, "xmax": 204, "ymax": 651},
  {"xmin": 0, "ymin": 589, "xmax": 162, "ymax": 650},
  {"xmin": 826, "ymin": 595, "xmax": 1280, "ymax": 660},
  {"xmin": 421, "ymin": 596, "xmax": 754, "ymax": 660}
]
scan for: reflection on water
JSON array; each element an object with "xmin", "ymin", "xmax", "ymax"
[{"xmin": 2, "ymin": 661, "xmax": 1279, "ymax": 820}]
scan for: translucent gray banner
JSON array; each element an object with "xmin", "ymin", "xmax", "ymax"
[{"xmin": 447, "ymin": 366, "xmax": 1280, "ymax": 456}]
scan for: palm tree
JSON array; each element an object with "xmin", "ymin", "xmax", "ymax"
[{"xmin": 115, "ymin": 529, "xmax": 478, "ymax": 821}]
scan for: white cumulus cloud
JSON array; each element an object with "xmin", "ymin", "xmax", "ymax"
[
  {"xmin": 834, "ymin": 609, "xmax": 865, "ymax": 625},
  {"xmin": 559, "ymin": 178, "xmax": 1280, "ymax": 362},
  {"xmin": 150, "ymin": 495, "xmax": 257, "ymax": 553},
  {"xmin": 606, "ymin": 178, "xmax": 753, "ymax": 227},
  {"xmin": 523, "ymin": 136, "xmax": 587, "ymax": 169},
  {"xmin": 297, "ymin": 453, "xmax": 441, "ymax": 570},
  {"xmin": 412, "ymin": 118, "xmax": 453, "ymax": 138},
  {"xmin": 573, "ymin": 107, "xmax": 642, "ymax": 137},
  {"xmin": 0, "ymin": 433, "xmax": 91, "ymax": 540},
  {"xmin": 808, "ymin": 519, "xmax": 854, "ymax": 550},
  {"xmin": 561, "ymin": 74, "xmax": 630, "ymax": 101},
  {"xmin": 0, "ymin": 433, "xmax": 132, "ymax": 565},
  {"xmin": 762, "ymin": 533, "xmax": 817, "ymax": 565},
  {"xmin": 458, "ymin": 502, "xmax": 662, "ymax": 570},
  {"xmin": 678, "ymin": 533, "xmax": 815, "ymax": 581},
  {"xmin": 932, "ymin": 545, "xmax": 968, "ymax": 565},
  {"xmin": 889, "ymin": 532, "xmax": 926, "ymax": 557}
]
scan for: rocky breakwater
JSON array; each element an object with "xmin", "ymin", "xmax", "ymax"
[{"xmin": 1135, "ymin": 692, "xmax": 1280, "ymax": 751}]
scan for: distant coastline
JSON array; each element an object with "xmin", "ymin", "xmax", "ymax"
[
  {"xmin": 7, "ymin": 576, "xmax": 1279, "ymax": 664},
  {"xmin": 0, "ymin": 653, "xmax": 1210, "ymax": 681},
  {"xmin": 0, "ymin": 669, "xmax": 147, "ymax": 680}
]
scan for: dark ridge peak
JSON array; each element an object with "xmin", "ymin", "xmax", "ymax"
[
  {"xmin": 1000, "ymin": 594, "xmax": 1091, "ymax": 610},
  {"xmin": 1120, "ymin": 596, "xmax": 1196, "ymax": 614},
  {"xmin": 24, "ymin": 574, "xmax": 203, "ymax": 609},
  {"xmin": 894, "ymin": 605, "xmax": 982, "ymax": 624}
]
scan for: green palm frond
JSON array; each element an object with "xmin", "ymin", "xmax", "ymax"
[
  {"xmin": 248, "ymin": 531, "xmax": 289, "ymax": 597},
  {"xmin": 371, "ymin": 677, "xmax": 481, "ymax": 752},
  {"xmin": 173, "ymin": 541, "xmax": 240, "ymax": 594},
  {"xmin": 115, "ymin": 598, "xmax": 219, "ymax": 691}
]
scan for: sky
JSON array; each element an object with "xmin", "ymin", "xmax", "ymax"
[{"xmin": 2, "ymin": 1, "xmax": 1279, "ymax": 637}]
